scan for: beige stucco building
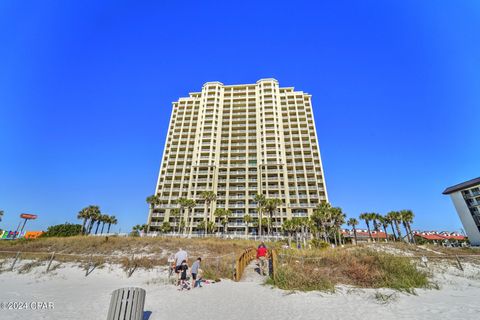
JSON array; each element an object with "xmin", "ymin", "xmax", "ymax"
[{"xmin": 147, "ymin": 79, "xmax": 328, "ymax": 234}]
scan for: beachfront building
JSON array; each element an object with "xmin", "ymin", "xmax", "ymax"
[
  {"xmin": 341, "ymin": 229, "xmax": 387, "ymax": 244},
  {"xmin": 412, "ymin": 231, "xmax": 466, "ymax": 245},
  {"xmin": 443, "ymin": 177, "xmax": 480, "ymax": 246},
  {"xmin": 147, "ymin": 79, "xmax": 328, "ymax": 234}
]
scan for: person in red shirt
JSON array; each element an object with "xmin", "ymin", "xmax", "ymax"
[{"xmin": 256, "ymin": 242, "xmax": 268, "ymax": 276}]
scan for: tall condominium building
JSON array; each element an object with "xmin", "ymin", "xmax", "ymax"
[
  {"xmin": 443, "ymin": 177, "xmax": 480, "ymax": 246},
  {"xmin": 147, "ymin": 79, "xmax": 328, "ymax": 234}
]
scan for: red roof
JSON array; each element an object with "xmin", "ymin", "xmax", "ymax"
[
  {"xmin": 440, "ymin": 234, "xmax": 466, "ymax": 240},
  {"xmin": 416, "ymin": 234, "xmax": 445, "ymax": 240},
  {"xmin": 415, "ymin": 233, "xmax": 466, "ymax": 241}
]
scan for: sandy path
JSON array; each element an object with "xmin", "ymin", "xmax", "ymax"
[
  {"xmin": 240, "ymin": 260, "xmax": 265, "ymax": 283},
  {"xmin": 0, "ymin": 261, "xmax": 480, "ymax": 320}
]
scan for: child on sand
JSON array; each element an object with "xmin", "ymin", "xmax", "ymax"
[
  {"xmin": 191, "ymin": 257, "xmax": 201, "ymax": 288},
  {"xmin": 194, "ymin": 268, "xmax": 204, "ymax": 288},
  {"xmin": 178, "ymin": 260, "xmax": 191, "ymax": 290}
]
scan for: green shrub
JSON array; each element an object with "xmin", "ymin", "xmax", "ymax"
[
  {"xmin": 310, "ymin": 238, "xmax": 330, "ymax": 249},
  {"xmin": 41, "ymin": 223, "xmax": 82, "ymax": 237}
]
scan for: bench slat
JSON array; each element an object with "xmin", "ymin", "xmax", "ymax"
[
  {"xmin": 107, "ymin": 287, "xmax": 146, "ymax": 320},
  {"xmin": 125, "ymin": 288, "xmax": 134, "ymax": 319}
]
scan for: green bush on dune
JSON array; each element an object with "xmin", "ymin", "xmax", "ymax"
[{"xmin": 41, "ymin": 223, "xmax": 82, "ymax": 237}]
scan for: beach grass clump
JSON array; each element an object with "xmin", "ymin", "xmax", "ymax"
[
  {"xmin": 272, "ymin": 264, "xmax": 334, "ymax": 292},
  {"xmin": 202, "ymin": 256, "xmax": 234, "ymax": 280},
  {"xmin": 17, "ymin": 260, "xmax": 43, "ymax": 274},
  {"xmin": 272, "ymin": 247, "xmax": 429, "ymax": 293}
]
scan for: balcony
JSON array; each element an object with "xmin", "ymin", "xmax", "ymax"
[
  {"xmin": 228, "ymin": 222, "xmax": 246, "ymax": 227},
  {"xmin": 289, "ymin": 203, "xmax": 316, "ymax": 208}
]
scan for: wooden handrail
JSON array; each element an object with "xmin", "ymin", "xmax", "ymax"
[{"xmin": 234, "ymin": 247, "xmax": 257, "ymax": 281}]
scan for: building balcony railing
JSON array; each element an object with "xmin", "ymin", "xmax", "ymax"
[
  {"xmin": 228, "ymin": 223, "xmax": 247, "ymax": 227},
  {"xmin": 289, "ymin": 203, "xmax": 317, "ymax": 208}
]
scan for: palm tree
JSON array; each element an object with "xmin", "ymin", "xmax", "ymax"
[
  {"xmin": 253, "ymin": 194, "xmax": 267, "ymax": 237},
  {"xmin": 106, "ymin": 215, "xmax": 117, "ymax": 233},
  {"xmin": 400, "ymin": 209, "xmax": 416, "ymax": 244},
  {"xmin": 312, "ymin": 202, "xmax": 333, "ymax": 242},
  {"xmin": 132, "ymin": 224, "xmax": 147, "ymax": 235},
  {"xmin": 198, "ymin": 220, "xmax": 217, "ymax": 235},
  {"xmin": 99, "ymin": 214, "xmax": 110, "ymax": 234},
  {"xmin": 359, "ymin": 212, "xmax": 374, "ymax": 242},
  {"xmin": 244, "ymin": 214, "xmax": 253, "ymax": 234},
  {"xmin": 214, "ymin": 208, "xmax": 225, "ymax": 233},
  {"xmin": 94, "ymin": 213, "xmax": 103, "ymax": 235},
  {"xmin": 176, "ymin": 197, "xmax": 188, "ymax": 234},
  {"xmin": 170, "ymin": 208, "xmax": 180, "ymax": 234},
  {"xmin": 378, "ymin": 215, "xmax": 390, "ymax": 242},
  {"xmin": 86, "ymin": 206, "xmax": 101, "ymax": 235},
  {"xmin": 386, "ymin": 211, "xmax": 398, "ymax": 241},
  {"xmin": 200, "ymin": 191, "xmax": 216, "ymax": 234},
  {"xmin": 370, "ymin": 213, "xmax": 382, "ymax": 243},
  {"xmin": 185, "ymin": 199, "xmax": 197, "ymax": 236},
  {"xmin": 254, "ymin": 217, "xmax": 269, "ymax": 236},
  {"xmin": 160, "ymin": 222, "xmax": 172, "ymax": 234},
  {"xmin": 264, "ymin": 198, "xmax": 282, "ymax": 236},
  {"xmin": 291, "ymin": 218, "xmax": 303, "ymax": 246},
  {"xmin": 146, "ymin": 195, "xmax": 160, "ymax": 233},
  {"xmin": 390, "ymin": 211, "xmax": 403, "ymax": 241},
  {"xmin": 282, "ymin": 219, "xmax": 296, "ymax": 247},
  {"xmin": 146, "ymin": 195, "xmax": 160, "ymax": 211},
  {"xmin": 77, "ymin": 207, "xmax": 90, "ymax": 235},
  {"xmin": 208, "ymin": 221, "xmax": 217, "ymax": 234},
  {"xmin": 331, "ymin": 207, "xmax": 346, "ymax": 245},
  {"xmin": 347, "ymin": 218, "xmax": 359, "ymax": 245},
  {"xmin": 296, "ymin": 217, "xmax": 312, "ymax": 247},
  {"xmin": 220, "ymin": 210, "xmax": 232, "ymax": 235}
]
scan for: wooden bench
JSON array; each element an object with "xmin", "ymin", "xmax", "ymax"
[{"xmin": 106, "ymin": 287, "xmax": 146, "ymax": 320}]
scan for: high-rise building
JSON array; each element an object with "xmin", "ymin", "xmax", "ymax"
[
  {"xmin": 147, "ymin": 79, "xmax": 328, "ymax": 234},
  {"xmin": 443, "ymin": 177, "xmax": 480, "ymax": 246}
]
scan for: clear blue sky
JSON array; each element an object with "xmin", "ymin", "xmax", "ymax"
[{"xmin": 1, "ymin": 1, "xmax": 479, "ymax": 234}]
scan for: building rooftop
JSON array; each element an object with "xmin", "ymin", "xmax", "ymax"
[{"xmin": 442, "ymin": 177, "xmax": 480, "ymax": 195}]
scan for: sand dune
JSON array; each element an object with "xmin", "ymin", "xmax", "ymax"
[{"xmin": 0, "ymin": 258, "xmax": 480, "ymax": 320}]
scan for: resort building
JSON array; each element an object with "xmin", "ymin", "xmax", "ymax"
[
  {"xmin": 443, "ymin": 177, "xmax": 480, "ymax": 246},
  {"xmin": 147, "ymin": 79, "xmax": 328, "ymax": 234}
]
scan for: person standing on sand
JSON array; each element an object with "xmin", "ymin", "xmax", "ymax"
[
  {"xmin": 191, "ymin": 257, "xmax": 201, "ymax": 288},
  {"xmin": 256, "ymin": 242, "xmax": 268, "ymax": 276},
  {"xmin": 178, "ymin": 260, "xmax": 191, "ymax": 291},
  {"xmin": 174, "ymin": 248, "xmax": 188, "ymax": 283},
  {"xmin": 167, "ymin": 254, "xmax": 175, "ymax": 277}
]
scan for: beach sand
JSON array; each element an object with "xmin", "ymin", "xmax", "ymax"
[{"xmin": 0, "ymin": 259, "xmax": 479, "ymax": 320}]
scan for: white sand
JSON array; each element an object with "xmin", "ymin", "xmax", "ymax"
[{"xmin": 0, "ymin": 259, "xmax": 480, "ymax": 320}]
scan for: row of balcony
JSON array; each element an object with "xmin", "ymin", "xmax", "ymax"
[
  {"xmin": 153, "ymin": 202, "xmax": 318, "ymax": 209},
  {"xmin": 159, "ymin": 184, "xmax": 324, "ymax": 190},
  {"xmin": 156, "ymin": 193, "xmax": 321, "ymax": 200}
]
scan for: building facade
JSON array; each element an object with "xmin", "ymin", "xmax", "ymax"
[
  {"xmin": 147, "ymin": 79, "xmax": 328, "ymax": 234},
  {"xmin": 443, "ymin": 177, "xmax": 480, "ymax": 246}
]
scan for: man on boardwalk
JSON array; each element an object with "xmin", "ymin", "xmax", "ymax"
[{"xmin": 256, "ymin": 242, "xmax": 268, "ymax": 276}]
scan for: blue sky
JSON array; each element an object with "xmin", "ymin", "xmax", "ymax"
[{"xmin": 0, "ymin": 1, "xmax": 479, "ymax": 233}]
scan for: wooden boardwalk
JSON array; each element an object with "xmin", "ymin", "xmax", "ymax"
[{"xmin": 240, "ymin": 259, "xmax": 266, "ymax": 283}]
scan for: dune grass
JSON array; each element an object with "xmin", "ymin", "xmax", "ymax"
[
  {"xmin": 271, "ymin": 247, "xmax": 431, "ymax": 293},
  {"xmin": 0, "ymin": 236, "xmax": 256, "ymax": 256},
  {"xmin": 0, "ymin": 236, "xmax": 261, "ymax": 279}
]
